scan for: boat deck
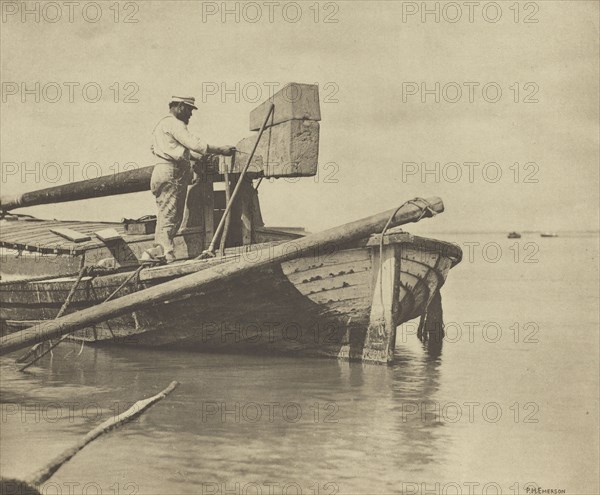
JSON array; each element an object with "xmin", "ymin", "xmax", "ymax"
[{"xmin": 0, "ymin": 217, "xmax": 142, "ymax": 255}]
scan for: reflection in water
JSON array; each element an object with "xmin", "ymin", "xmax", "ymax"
[
  {"xmin": 392, "ymin": 335, "xmax": 446, "ymax": 469},
  {"xmin": 1, "ymin": 337, "xmax": 449, "ymax": 494},
  {"xmin": 1, "ymin": 234, "xmax": 599, "ymax": 494},
  {"xmin": 417, "ymin": 289, "xmax": 445, "ymax": 361}
]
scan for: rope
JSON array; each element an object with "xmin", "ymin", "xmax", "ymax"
[
  {"xmin": 77, "ymin": 264, "xmax": 145, "ymax": 345},
  {"xmin": 103, "ymin": 265, "xmax": 144, "ymax": 302},
  {"xmin": 18, "ymin": 264, "xmax": 145, "ymax": 371},
  {"xmin": 19, "ymin": 260, "xmax": 88, "ymax": 371},
  {"xmin": 57, "ymin": 262, "xmax": 88, "ymax": 319},
  {"xmin": 87, "ymin": 277, "xmax": 109, "ymax": 340},
  {"xmin": 377, "ymin": 198, "xmax": 437, "ymax": 320},
  {"xmin": 76, "ymin": 338, "xmax": 86, "ymax": 356},
  {"xmin": 0, "ymin": 211, "xmax": 38, "ymax": 220}
]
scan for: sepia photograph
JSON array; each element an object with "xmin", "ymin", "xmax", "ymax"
[{"xmin": 0, "ymin": 1, "xmax": 598, "ymax": 494}]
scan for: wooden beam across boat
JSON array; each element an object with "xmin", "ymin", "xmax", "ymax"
[
  {"xmin": 0, "ymin": 166, "xmax": 153, "ymax": 212},
  {"xmin": 0, "ymin": 163, "xmax": 265, "ymax": 212},
  {"xmin": 0, "ymin": 197, "xmax": 444, "ymax": 356}
]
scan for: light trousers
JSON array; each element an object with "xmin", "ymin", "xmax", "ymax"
[{"xmin": 150, "ymin": 161, "xmax": 192, "ymax": 258}]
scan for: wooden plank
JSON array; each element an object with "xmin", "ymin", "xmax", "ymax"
[
  {"xmin": 49, "ymin": 228, "xmax": 91, "ymax": 243},
  {"xmin": 249, "ymin": 83, "xmax": 321, "ymax": 131},
  {"xmin": 234, "ymin": 120, "xmax": 319, "ymax": 178},
  {"xmin": 291, "ymin": 270, "xmax": 369, "ymax": 296},
  {"xmin": 219, "ymin": 165, "xmax": 233, "ymax": 255},
  {"xmin": 240, "ymin": 177, "xmax": 254, "ymax": 245},
  {"xmin": 284, "ymin": 258, "xmax": 371, "ymax": 285},
  {"xmin": 95, "ymin": 228, "xmax": 122, "ymax": 242},
  {"xmin": 306, "ymin": 284, "xmax": 370, "ymax": 305},
  {"xmin": 181, "ymin": 181, "xmax": 206, "ymax": 231},
  {"xmin": 367, "ymin": 233, "xmax": 462, "ymax": 264},
  {"xmin": 281, "ymin": 247, "xmax": 370, "ymax": 276},
  {"xmin": 1, "ymin": 220, "xmax": 125, "ymax": 246},
  {"xmin": 363, "ymin": 244, "xmax": 400, "ymax": 364},
  {"xmin": 202, "ymin": 178, "xmax": 214, "ymax": 250},
  {"xmin": 218, "ymin": 174, "xmax": 242, "ymax": 247},
  {"xmin": 214, "ymin": 190, "xmax": 227, "ymax": 210}
]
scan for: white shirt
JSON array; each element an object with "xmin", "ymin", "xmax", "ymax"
[{"xmin": 151, "ymin": 115, "xmax": 208, "ymax": 162}]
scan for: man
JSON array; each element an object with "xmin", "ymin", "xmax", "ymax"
[{"xmin": 146, "ymin": 96, "xmax": 235, "ymax": 263}]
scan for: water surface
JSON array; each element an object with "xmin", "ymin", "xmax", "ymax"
[{"xmin": 1, "ymin": 233, "xmax": 598, "ymax": 494}]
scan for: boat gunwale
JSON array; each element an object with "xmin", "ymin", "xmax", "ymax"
[
  {"xmin": 367, "ymin": 232, "xmax": 463, "ymax": 267},
  {"xmin": 0, "ymin": 234, "xmax": 461, "ymax": 289}
]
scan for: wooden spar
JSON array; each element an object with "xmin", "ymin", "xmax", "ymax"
[
  {"xmin": 26, "ymin": 381, "xmax": 179, "ymax": 486},
  {"xmin": 0, "ymin": 163, "xmax": 257, "ymax": 212},
  {"xmin": 0, "ymin": 197, "xmax": 444, "ymax": 356},
  {"xmin": 0, "ymin": 166, "xmax": 154, "ymax": 211}
]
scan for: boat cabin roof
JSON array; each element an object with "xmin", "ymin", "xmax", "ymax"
[{"xmin": 0, "ymin": 217, "xmax": 145, "ymax": 255}]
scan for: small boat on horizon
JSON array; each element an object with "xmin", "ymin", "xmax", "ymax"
[
  {"xmin": 540, "ymin": 232, "xmax": 559, "ymax": 238},
  {"xmin": 508, "ymin": 232, "xmax": 521, "ymax": 239}
]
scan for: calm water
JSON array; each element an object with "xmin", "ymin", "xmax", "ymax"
[{"xmin": 1, "ymin": 233, "xmax": 598, "ymax": 495}]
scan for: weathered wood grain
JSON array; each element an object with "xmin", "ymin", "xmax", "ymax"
[
  {"xmin": 48, "ymin": 228, "xmax": 91, "ymax": 243},
  {"xmin": 249, "ymin": 83, "xmax": 321, "ymax": 131}
]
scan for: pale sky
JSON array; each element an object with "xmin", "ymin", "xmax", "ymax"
[{"xmin": 1, "ymin": 0, "xmax": 598, "ymax": 233}]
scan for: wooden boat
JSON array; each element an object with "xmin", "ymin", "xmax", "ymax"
[
  {"xmin": 508, "ymin": 232, "xmax": 521, "ymax": 239},
  {"xmin": 0, "ymin": 223, "xmax": 461, "ymax": 362},
  {"xmin": 0, "ymin": 84, "xmax": 462, "ymax": 364},
  {"xmin": 540, "ymin": 232, "xmax": 558, "ymax": 238}
]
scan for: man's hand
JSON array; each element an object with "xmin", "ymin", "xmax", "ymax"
[
  {"xmin": 208, "ymin": 144, "xmax": 236, "ymax": 156},
  {"xmin": 218, "ymin": 145, "xmax": 236, "ymax": 157}
]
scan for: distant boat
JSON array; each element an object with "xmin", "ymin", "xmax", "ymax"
[
  {"xmin": 508, "ymin": 232, "xmax": 521, "ymax": 239},
  {"xmin": 540, "ymin": 233, "xmax": 559, "ymax": 238}
]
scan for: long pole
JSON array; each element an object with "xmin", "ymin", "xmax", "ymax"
[
  {"xmin": 26, "ymin": 381, "xmax": 179, "ymax": 486},
  {"xmin": 0, "ymin": 166, "xmax": 154, "ymax": 212},
  {"xmin": 219, "ymin": 158, "xmax": 233, "ymax": 256},
  {"xmin": 201, "ymin": 103, "xmax": 275, "ymax": 257},
  {"xmin": 0, "ymin": 197, "xmax": 443, "ymax": 356}
]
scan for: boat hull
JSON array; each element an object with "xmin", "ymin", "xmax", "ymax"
[{"xmin": 1, "ymin": 235, "xmax": 461, "ymax": 363}]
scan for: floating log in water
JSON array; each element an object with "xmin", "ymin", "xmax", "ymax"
[{"xmin": 6, "ymin": 381, "xmax": 179, "ymax": 492}]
